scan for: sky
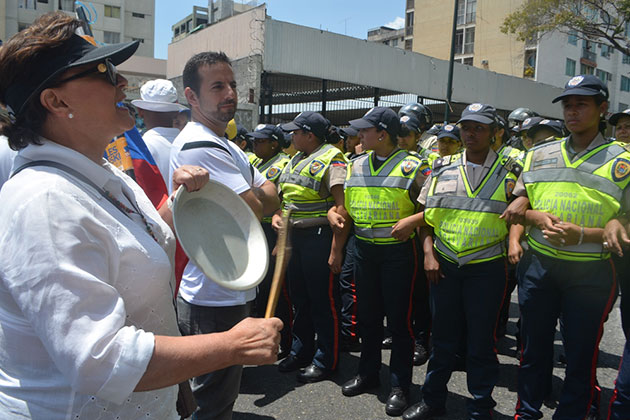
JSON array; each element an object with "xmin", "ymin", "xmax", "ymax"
[{"xmin": 154, "ymin": 0, "xmax": 406, "ymax": 59}]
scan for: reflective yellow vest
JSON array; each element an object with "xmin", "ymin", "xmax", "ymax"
[
  {"xmin": 252, "ymin": 153, "xmax": 291, "ymax": 223},
  {"xmin": 424, "ymin": 152, "xmax": 521, "ymax": 266},
  {"xmin": 345, "ymin": 150, "xmax": 428, "ymax": 244},
  {"xmin": 498, "ymin": 144, "xmax": 525, "ymax": 160},
  {"xmin": 278, "ymin": 144, "xmax": 346, "ymax": 220},
  {"xmin": 523, "ymin": 137, "xmax": 630, "ymax": 261}
]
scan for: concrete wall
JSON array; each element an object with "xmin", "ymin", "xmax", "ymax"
[
  {"xmin": 166, "ymin": 5, "xmax": 266, "ymax": 78},
  {"xmin": 263, "ymin": 19, "xmax": 564, "ymax": 118}
]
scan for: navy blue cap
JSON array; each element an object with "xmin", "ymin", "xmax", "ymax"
[
  {"xmin": 249, "ymin": 123, "xmax": 285, "ymax": 143},
  {"xmin": 457, "ymin": 103, "xmax": 498, "ymax": 125},
  {"xmin": 281, "ymin": 111, "xmax": 330, "ymax": 140},
  {"xmin": 436, "ymin": 124, "xmax": 461, "ymax": 141},
  {"xmin": 399, "ymin": 114, "xmax": 422, "ymax": 133},
  {"xmin": 340, "ymin": 126, "xmax": 358, "ymax": 137},
  {"xmin": 349, "ymin": 106, "xmax": 401, "ymax": 138},
  {"xmin": 235, "ymin": 124, "xmax": 249, "ymax": 140},
  {"xmin": 552, "ymin": 75, "xmax": 609, "ymax": 103},
  {"xmin": 527, "ymin": 119, "xmax": 564, "ymax": 138},
  {"xmin": 609, "ymin": 109, "xmax": 630, "ymax": 126},
  {"xmin": 517, "ymin": 116, "xmax": 545, "ymax": 133}
]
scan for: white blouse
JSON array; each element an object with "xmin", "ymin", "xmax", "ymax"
[{"xmin": 0, "ymin": 140, "xmax": 180, "ymax": 419}]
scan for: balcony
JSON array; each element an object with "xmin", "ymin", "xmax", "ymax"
[{"xmin": 582, "ymin": 47, "xmax": 596, "ymax": 62}]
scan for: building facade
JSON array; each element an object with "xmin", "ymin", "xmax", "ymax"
[
  {"xmin": 407, "ymin": 0, "xmax": 630, "ymax": 113},
  {"xmin": 2, "ymin": 0, "xmax": 155, "ymax": 58},
  {"xmin": 367, "ymin": 26, "xmax": 405, "ymax": 49}
]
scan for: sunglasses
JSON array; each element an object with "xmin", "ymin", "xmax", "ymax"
[{"xmin": 55, "ymin": 59, "xmax": 118, "ymax": 86}]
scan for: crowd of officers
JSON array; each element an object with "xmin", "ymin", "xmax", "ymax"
[{"xmin": 235, "ymin": 74, "xmax": 630, "ymax": 420}]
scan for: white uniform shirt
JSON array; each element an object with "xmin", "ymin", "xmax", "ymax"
[
  {"xmin": 0, "ymin": 140, "xmax": 180, "ymax": 419},
  {"xmin": 0, "ymin": 135, "xmax": 16, "ymax": 187},
  {"xmin": 143, "ymin": 126, "xmax": 180, "ymax": 187},
  {"xmin": 170, "ymin": 121, "xmax": 265, "ymax": 307}
]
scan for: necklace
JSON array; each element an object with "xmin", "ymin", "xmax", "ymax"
[{"xmin": 103, "ymin": 190, "xmax": 159, "ymax": 243}]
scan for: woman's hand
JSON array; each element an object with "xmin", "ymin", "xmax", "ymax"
[
  {"xmin": 328, "ymin": 248, "xmax": 344, "ymax": 274},
  {"xmin": 508, "ymin": 240, "xmax": 523, "ymax": 265},
  {"xmin": 424, "ymin": 248, "xmax": 444, "ymax": 284},
  {"xmin": 500, "ymin": 196, "xmax": 530, "ymax": 225},
  {"xmin": 172, "ymin": 165, "xmax": 209, "ymax": 193},
  {"xmin": 327, "ymin": 206, "xmax": 345, "ymax": 234},
  {"xmin": 271, "ymin": 213, "xmax": 283, "ymax": 232},
  {"xmin": 604, "ymin": 218, "xmax": 630, "ymax": 257},
  {"xmin": 391, "ymin": 216, "xmax": 417, "ymax": 242},
  {"xmin": 542, "ymin": 221, "xmax": 580, "ymax": 247}
]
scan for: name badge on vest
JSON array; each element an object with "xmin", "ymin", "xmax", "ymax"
[
  {"xmin": 310, "ymin": 160, "xmax": 325, "ymax": 176},
  {"xmin": 401, "ymin": 159, "xmax": 419, "ymax": 176},
  {"xmin": 612, "ymin": 158, "xmax": 630, "ymax": 182}
]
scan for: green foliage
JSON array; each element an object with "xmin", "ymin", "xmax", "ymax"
[{"xmin": 501, "ymin": 0, "xmax": 630, "ymax": 56}]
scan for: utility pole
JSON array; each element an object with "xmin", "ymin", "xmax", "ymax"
[{"xmin": 444, "ymin": 0, "xmax": 459, "ymax": 123}]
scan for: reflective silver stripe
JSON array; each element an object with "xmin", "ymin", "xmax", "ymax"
[
  {"xmin": 355, "ymin": 226, "xmax": 392, "ymax": 239},
  {"xmin": 345, "ymin": 176, "xmax": 413, "ymax": 189},
  {"xmin": 425, "ymin": 195, "xmax": 508, "ymax": 214},
  {"xmin": 575, "ymin": 143, "xmax": 625, "ymax": 173},
  {"xmin": 280, "ymin": 172, "xmax": 321, "ymax": 191},
  {"xmin": 477, "ymin": 163, "xmax": 509, "ymax": 200},
  {"xmin": 279, "ymin": 145, "xmax": 335, "ymax": 185},
  {"xmin": 435, "ymin": 237, "xmax": 504, "ymax": 267},
  {"xmin": 284, "ymin": 201, "xmax": 332, "ymax": 212},
  {"xmin": 523, "ymin": 168, "xmax": 623, "ymax": 201},
  {"xmin": 528, "ymin": 228, "xmax": 605, "ymax": 255},
  {"xmin": 258, "ymin": 153, "xmax": 284, "ymax": 172}
]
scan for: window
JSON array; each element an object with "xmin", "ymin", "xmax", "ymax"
[
  {"xmin": 601, "ymin": 44, "xmax": 611, "ymax": 58},
  {"xmin": 406, "ymin": 11, "xmax": 414, "ymax": 28},
  {"xmin": 580, "ymin": 63, "xmax": 595, "ymax": 75},
  {"xmin": 620, "ymin": 103, "xmax": 629, "ymax": 112},
  {"xmin": 19, "ymin": 0, "xmax": 36, "ymax": 9},
  {"xmin": 464, "ymin": 27, "xmax": 475, "ymax": 54},
  {"xmin": 103, "ymin": 31, "xmax": 120, "ymax": 44},
  {"xmin": 132, "ymin": 12, "xmax": 145, "ymax": 18},
  {"xmin": 463, "ymin": 57, "xmax": 473, "ymax": 65},
  {"xmin": 568, "ymin": 30, "xmax": 578, "ymax": 45},
  {"xmin": 622, "ymin": 76, "xmax": 630, "ymax": 92},
  {"xmin": 391, "ymin": 38, "xmax": 398, "ymax": 47},
  {"xmin": 457, "ymin": 0, "xmax": 477, "ymax": 25},
  {"xmin": 565, "ymin": 58, "xmax": 576, "ymax": 76},
  {"xmin": 596, "ymin": 69, "xmax": 611, "ymax": 85},
  {"xmin": 404, "ymin": 39, "xmax": 412, "ymax": 50},
  {"xmin": 58, "ymin": 0, "xmax": 73, "ymax": 11},
  {"xmin": 104, "ymin": 5, "xmax": 121, "ymax": 19},
  {"xmin": 455, "ymin": 29, "xmax": 463, "ymax": 54},
  {"xmin": 624, "ymin": 54, "xmax": 630, "ymax": 64},
  {"xmin": 524, "ymin": 49, "xmax": 536, "ymax": 78},
  {"xmin": 18, "ymin": 22, "xmax": 29, "ymax": 31}
]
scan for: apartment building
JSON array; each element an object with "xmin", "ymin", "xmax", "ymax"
[
  {"xmin": 367, "ymin": 26, "xmax": 405, "ymax": 49},
  {"xmin": 406, "ymin": 0, "xmax": 630, "ymax": 112},
  {"xmin": 1, "ymin": 0, "xmax": 155, "ymax": 57}
]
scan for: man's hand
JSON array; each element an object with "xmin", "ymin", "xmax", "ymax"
[
  {"xmin": 226, "ymin": 317, "xmax": 283, "ymax": 366},
  {"xmin": 271, "ymin": 212, "xmax": 283, "ymax": 232},
  {"xmin": 172, "ymin": 165, "xmax": 209, "ymax": 193}
]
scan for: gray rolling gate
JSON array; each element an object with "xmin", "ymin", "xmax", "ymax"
[{"xmin": 258, "ymin": 72, "xmax": 509, "ymax": 129}]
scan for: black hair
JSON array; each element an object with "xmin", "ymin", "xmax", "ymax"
[{"xmin": 182, "ymin": 51, "xmax": 231, "ymax": 95}]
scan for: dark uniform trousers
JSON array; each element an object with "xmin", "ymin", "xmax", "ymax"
[
  {"xmin": 287, "ymin": 224, "xmax": 341, "ymax": 370},
  {"xmin": 339, "ymin": 233, "xmax": 358, "ymax": 339},
  {"xmin": 612, "ymin": 253, "xmax": 630, "ymax": 339},
  {"xmin": 354, "ymin": 238, "xmax": 417, "ymax": 390},
  {"xmin": 608, "ymin": 338, "xmax": 630, "ymax": 420},
  {"xmin": 422, "ymin": 255, "xmax": 507, "ymax": 420},
  {"xmin": 412, "ymin": 236, "xmax": 432, "ymax": 346},
  {"xmin": 254, "ymin": 223, "xmax": 293, "ymax": 353},
  {"xmin": 515, "ymin": 250, "xmax": 617, "ymax": 420}
]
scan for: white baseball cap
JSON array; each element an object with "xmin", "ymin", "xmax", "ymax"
[{"xmin": 131, "ymin": 79, "xmax": 188, "ymax": 112}]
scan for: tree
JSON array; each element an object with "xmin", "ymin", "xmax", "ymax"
[{"xmin": 501, "ymin": 0, "xmax": 630, "ymax": 57}]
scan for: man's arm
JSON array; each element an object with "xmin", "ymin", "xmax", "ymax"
[{"xmin": 253, "ymin": 180, "xmax": 281, "ymax": 218}]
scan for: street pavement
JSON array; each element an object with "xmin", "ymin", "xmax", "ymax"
[{"xmin": 233, "ymin": 291, "xmax": 625, "ymax": 420}]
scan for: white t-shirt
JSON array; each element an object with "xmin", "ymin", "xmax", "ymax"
[
  {"xmin": 0, "ymin": 140, "xmax": 180, "ymax": 419},
  {"xmin": 0, "ymin": 135, "xmax": 17, "ymax": 187},
  {"xmin": 143, "ymin": 126, "xmax": 180, "ymax": 187},
  {"xmin": 170, "ymin": 121, "xmax": 266, "ymax": 307}
]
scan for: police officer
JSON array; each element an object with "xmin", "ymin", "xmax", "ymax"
[
  {"xmin": 274, "ymin": 111, "xmax": 348, "ymax": 383},
  {"xmin": 434, "ymin": 124, "xmax": 462, "ymax": 163},
  {"xmin": 610, "ymin": 108, "xmax": 630, "ymax": 143},
  {"xmin": 338, "ymin": 107, "xmax": 430, "ymax": 417},
  {"xmin": 248, "ymin": 123, "xmax": 293, "ymax": 356},
  {"xmin": 502, "ymin": 75, "xmax": 630, "ymax": 420},
  {"xmin": 403, "ymin": 103, "xmax": 520, "ymax": 420},
  {"xmin": 518, "ymin": 117, "xmax": 565, "ymax": 150},
  {"xmin": 340, "ymin": 126, "xmax": 362, "ymax": 159},
  {"xmin": 398, "ymin": 102, "xmax": 434, "ymax": 156}
]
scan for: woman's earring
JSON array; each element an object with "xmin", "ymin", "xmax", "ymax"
[
  {"xmin": 378, "ymin": 137, "xmax": 383, "ymax": 142},
  {"xmin": 68, "ymin": 113, "xmax": 74, "ymax": 119}
]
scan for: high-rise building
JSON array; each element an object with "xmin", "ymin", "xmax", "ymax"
[
  {"xmin": 406, "ymin": 0, "xmax": 630, "ymax": 112},
  {"xmin": 1, "ymin": 0, "xmax": 155, "ymax": 58}
]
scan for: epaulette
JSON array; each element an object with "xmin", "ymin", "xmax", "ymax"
[
  {"xmin": 621, "ymin": 142, "xmax": 630, "ymax": 154},
  {"xmin": 431, "ymin": 154, "xmax": 453, "ymax": 171}
]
